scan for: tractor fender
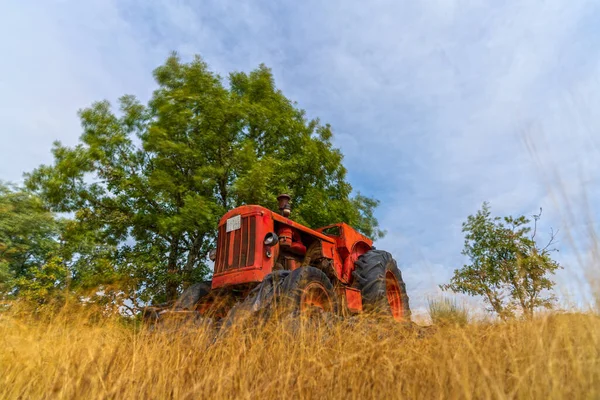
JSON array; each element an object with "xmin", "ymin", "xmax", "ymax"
[{"xmin": 343, "ymin": 240, "xmax": 372, "ymax": 282}]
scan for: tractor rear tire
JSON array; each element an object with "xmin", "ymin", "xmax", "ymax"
[
  {"xmin": 281, "ymin": 267, "xmax": 339, "ymax": 317},
  {"xmin": 353, "ymin": 250, "xmax": 411, "ymax": 322}
]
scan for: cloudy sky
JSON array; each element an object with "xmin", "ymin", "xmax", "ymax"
[{"xmin": 1, "ymin": 0, "xmax": 599, "ymax": 316}]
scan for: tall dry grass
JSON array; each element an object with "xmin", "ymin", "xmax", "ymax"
[
  {"xmin": 1, "ymin": 305, "xmax": 599, "ymax": 399},
  {"xmin": 428, "ymin": 297, "xmax": 469, "ymax": 327}
]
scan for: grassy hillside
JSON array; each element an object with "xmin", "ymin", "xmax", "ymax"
[{"xmin": 1, "ymin": 307, "xmax": 599, "ymax": 399}]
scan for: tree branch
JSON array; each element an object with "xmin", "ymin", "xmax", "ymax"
[{"xmin": 531, "ymin": 207, "xmax": 542, "ymax": 240}]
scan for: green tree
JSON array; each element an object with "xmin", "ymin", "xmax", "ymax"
[
  {"xmin": 0, "ymin": 183, "xmax": 66, "ymax": 302},
  {"xmin": 441, "ymin": 202, "xmax": 561, "ymax": 320},
  {"xmin": 26, "ymin": 53, "xmax": 382, "ymax": 306}
]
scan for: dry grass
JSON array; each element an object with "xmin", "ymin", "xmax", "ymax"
[
  {"xmin": 1, "ymin": 306, "xmax": 599, "ymax": 400},
  {"xmin": 428, "ymin": 297, "xmax": 470, "ymax": 327}
]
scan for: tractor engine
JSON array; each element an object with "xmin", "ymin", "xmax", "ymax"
[
  {"xmin": 211, "ymin": 205, "xmax": 277, "ymax": 288},
  {"xmin": 211, "ymin": 197, "xmax": 330, "ymax": 290}
]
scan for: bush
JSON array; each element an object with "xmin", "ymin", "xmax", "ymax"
[{"xmin": 428, "ymin": 296, "xmax": 469, "ymax": 326}]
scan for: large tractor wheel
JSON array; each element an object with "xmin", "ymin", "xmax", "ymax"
[
  {"xmin": 220, "ymin": 270, "xmax": 291, "ymax": 330},
  {"xmin": 174, "ymin": 281, "xmax": 212, "ymax": 310},
  {"xmin": 142, "ymin": 281, "xmax": 213, "ymax": 331},
  {"xmin": 281, "ymin": 267, "xmax": 339, "ymax": 317},
  {"xmin": 353, "ymin": 250, "xmax": 411, "ymax": 322},
  {"xmin": 142, "ymin": 281, "xmax": 212, "ymax": 323}
]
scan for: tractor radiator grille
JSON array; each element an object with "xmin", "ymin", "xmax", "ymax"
[{"xmin": 214, "ymin": 216, "xmax": 256, "ymax": 274}]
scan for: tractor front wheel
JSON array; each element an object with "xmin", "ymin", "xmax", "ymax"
[
  {"xmin": 174, "ymin": 281, "xmax": 212, "ymax": 310},
  {"xmin": 281, "ymin": 267, "xmax": 339, "ymax": 317}
]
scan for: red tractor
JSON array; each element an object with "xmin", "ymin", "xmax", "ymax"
[{"xmin": 145, "ymin": 195, "xmax": 410, "ymax": 325}]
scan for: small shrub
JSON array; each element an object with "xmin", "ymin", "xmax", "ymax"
[{"xmin": 428, "ymin": 297, "xmax": 469, "ymax": 326}]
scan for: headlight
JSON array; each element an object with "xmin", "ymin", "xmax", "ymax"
[
  {"xmin": 264, "ymin": 232, "xmax": 279, "ymax": 246},
  {"xmin": 208, "ymin": 248, "xmax": 217, "ymax": 261}
]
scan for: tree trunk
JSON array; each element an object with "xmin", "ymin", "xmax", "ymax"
[
  {"xmin": 166, "ymin": 236, "xmax": 181, "ymax": 301},
  {"xmin": 483, "ymin": 286, "xmax": 507, "ymax": 321},
  {"xmin": 218, "ymin": 178, "xmax": 228, "ymax": 208},
  {"xmin": 182, "ymin": 233, "xmax": 204, "ymax": 288}
]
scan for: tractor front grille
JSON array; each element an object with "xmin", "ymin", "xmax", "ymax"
[{"xmin": 214, "ymin": 215, "xmax": 256, "ymax": 274}]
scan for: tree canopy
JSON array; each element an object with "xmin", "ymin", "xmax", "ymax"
[
  {"xmin": 0, "ymin": 183, "xmax": 66, "ymax": 302},
  {"xmin": 24, "ymin": 53, "xmax": 382, "ymax": 306},
  {"xmin": 441, "ymin": 202, "xmax": 561, "ymax": 320}
]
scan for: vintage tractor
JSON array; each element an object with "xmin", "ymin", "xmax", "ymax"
[{"xmin": 144, "ymin": 195, "xmax": 410, "ymax": 326}]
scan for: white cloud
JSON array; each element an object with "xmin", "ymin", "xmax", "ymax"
[{"xmin": 1, "ymin": 0, "xmax": 599, "ymax": 314}]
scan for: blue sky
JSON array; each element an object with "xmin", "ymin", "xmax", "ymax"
[{"xmin": 1, "ymin": 0, "xmax": 599, "ymax": 316}]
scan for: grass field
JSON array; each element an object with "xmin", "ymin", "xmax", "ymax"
[{"xmin": 1, "ymin": 306, "xmax": 599, "ymax": 399}]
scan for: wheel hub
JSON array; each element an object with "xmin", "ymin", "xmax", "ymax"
[
  {"xmin": 300, "ymin": 281, "xmax": 332, "ymax": 314},
  {"xmin": 385, "ymin": 270, "xmax": 404, "ymax": 321}
]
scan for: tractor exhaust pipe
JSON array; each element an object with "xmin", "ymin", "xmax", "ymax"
[{"xmin": 277, "ymin": 194, "xmax": 291, "ymax": 217}]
